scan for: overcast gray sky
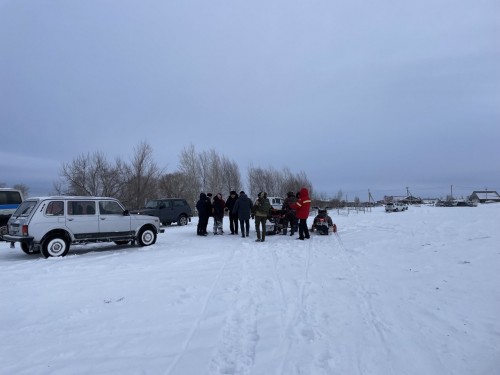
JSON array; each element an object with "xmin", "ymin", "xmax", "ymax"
[{"xmin": 1, "ymin": 0, "xmax": 499, "ymax": 200}]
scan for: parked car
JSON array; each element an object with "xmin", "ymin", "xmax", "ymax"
[
  {"xmin": 3, "ymin": 196, "xmax": 164, "ymax": 257},
  {"xmin": 267, "ymin": 196, "xmax": 285, "ymax": 210},
  {"xmin": 385, "ymin": 202, "xmax": 408, "ymax": 212},
  {"xmin": 0, "ymin": 188, "xmax": 24, "ymax": 241},
  {"xmin": 130, "ymin": 198, "xmax": 192, "ymax": 226}
]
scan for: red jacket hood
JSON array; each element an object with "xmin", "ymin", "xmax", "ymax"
[{"xmin": 299, "ymin": 188, "xmax": 309, "ymax": 199}]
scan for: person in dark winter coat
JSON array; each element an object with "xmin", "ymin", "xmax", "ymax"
[
  {"xmin": 225, "ymin": 191, "xmax": 239, "ymax": 235},
  {"xmin": 196, "ymin": 193, "xmax": 211, "ymax": 236},
  {"xmin": 289, "ymin": 187, "xmax": 311, "ymax": 240},
  {"xmin": 252, "ymin": 191, "xmax": 271, "ymax": 242},
  {"xmin": 232, "ymin": 191, "xmax": 252, "ymax": 238},
  {"xmin": 212, "ymin": 193, "xmax": 225, "ymax": 235},
  {"xmin": 281, "ymin": 191, "xmax": 297, "ymax": 236},
  {"xmin": 206, "ymin": 193, "xmax": 214, "ymax": 233}
]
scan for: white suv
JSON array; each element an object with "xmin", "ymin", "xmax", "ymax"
[
  {"xmin": 385, "ymin": 202, "xmax": 408, "ymax": 212},
  {"xmin": 4, "ymin": 196, "xmax": 164, "ymax": 257},
  {"xmin": 267, "ymin": 196, "xmax": 284, "ymax": 210}
]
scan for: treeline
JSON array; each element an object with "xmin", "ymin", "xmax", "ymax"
[{"xmin": 53, "ymin": 142, "xmax": 313, "ymax": 209}]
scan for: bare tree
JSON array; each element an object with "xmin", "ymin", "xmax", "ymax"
[
  {"xmin": 158, "ymin": 172, "xmax": 191, "ymax": 200},
  {"xmin": 221, "ymin": 156, "xmax": 242, "ymax": 196},
  {"xmin": 248, "ymin": 165, "xmax": 312, "ymax": 198},
  {"xmin": 122, "ymin": 141, "xmax": 162, "ymax": 208},
  {"xmin": 178, "ymin": 144, "xmax": 202, "ymax": 205},
  {"xmin": 13, "ymin": 183, "xmax": 30, "ymax": 198},
  {"xmin": 55, "ymin": 151, "xmax": 125, "ymax": 197},
  {"xmin": 198, "ymin": 150, "xmax": 211, "ymax": 193},
  {"xmin": 247, "ymin": 165, "xmax": 268, "ymax": 198},
  {"xmin": 205, "ymin": 149, "xmax": 224, "ymax": 194}
]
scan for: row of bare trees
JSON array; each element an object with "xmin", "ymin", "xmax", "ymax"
[{"xmin": 52, "ymin": 142, "xmax": 313, "ymax": 209}]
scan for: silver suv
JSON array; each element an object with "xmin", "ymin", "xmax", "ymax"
[{"xmin": 4, "ymin": 196, "xmax": 164, "ymax": 258}]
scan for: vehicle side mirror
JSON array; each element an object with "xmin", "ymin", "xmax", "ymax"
[
  {"xmin": 123, "ymin": 210, "xmax": 130, "ymax": 216},
  {"xmin": 159, "ymin": 203, "xmax": 166, "ymax": 209}
]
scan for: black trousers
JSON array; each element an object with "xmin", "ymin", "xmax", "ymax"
[
  {"xmin": 197, "ymin": 215, "xmax": 209, "ymax": 234},
  {"xmin": 239, "ymin": 219, "xmax": 250, "ymax": 236},
  {"xmin": 229, "ymin": 211, "xmax": 239, "ymax": 234},
  {"xmin": 283, "ymin": 213, "xmax": 297, "ymax": 233},
  {"xmin": 298, "ymin": 218, "xmax": 310, "ymax": 239}
]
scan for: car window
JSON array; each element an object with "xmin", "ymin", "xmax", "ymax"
[
  {"xmin": 173, "ymin": 200, "xmax": 185, "ymax": 207},
  {"xmin": 145, "ymin": 200, "xmax": 159, "ymax": 209},
  {"xmin": 68, "ymin": 201, "xmax": 96, "ymax": 215},
  {"xmin": 13, "ymin": 201, "xmax": 37, "ymax": 217},
  {"xmin": 46, "ymin": 201, "xmax": 64, "ymax": 216},
  {"xmin": 99, "ymin": 200, "xmax": 123, "ymax": 215},
  {"xmin": 0, "ymin": 190, "xmax": 22, "ymax": 204}
]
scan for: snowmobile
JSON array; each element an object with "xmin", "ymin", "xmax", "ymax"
[
  {"xmin": 311, "ymin": 209, "xmax": 334, "ymax": 235},
  {"xmin": 266, "ymin": 208, "xmax": 287, "ymax": 235}
]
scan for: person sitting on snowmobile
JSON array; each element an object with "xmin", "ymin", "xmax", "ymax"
[{"xmin": 311, "ymin": 208, "xmax": 334, "ymax": 235}]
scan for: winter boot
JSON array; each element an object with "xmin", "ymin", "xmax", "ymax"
[{"xmin": 282, "ymin": 228, "xmax": 287, "ymax": 235}]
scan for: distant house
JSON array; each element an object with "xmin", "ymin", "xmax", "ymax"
[
  {"xmin": 470, "ymin": 191, "xmax": 500, "ymax": 203},
  {"xmin": 385, "ymin": 195, "xmax": 423, "ymax": 204},
  {"xmin": 400, "ymin": 195, "xmax": 423, "ymax": 204}
]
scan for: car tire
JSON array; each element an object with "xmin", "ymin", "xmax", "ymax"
[
  {"xmin": 138, "ymin": 227, "xmax": 157, "ymax": 247},
  {"xmin": 42, "ymin": 235, "xmax": 70, "ymax": 258},
  {"xmin": 20, "ymin": 242, "xmax": 40, "ymax": 255},
  {"xmin": 177, "ymin": 215, "xmax": 188, "ymax": 226}
]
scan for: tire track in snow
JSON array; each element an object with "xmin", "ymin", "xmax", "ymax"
[
  {"xmin": 275, "ymin": 239, "xmax": 313, "ymax": 375},
  {"xmin": 334, "ymin": 234, "xmax": 396, "ymax": 375},
  {"xmin": 164, "ymin": 244, "xmax": 237, "ymax": 375},
  {"xmin": 208, "ymin": 245, "xmax": 265, "ymax": 375}
]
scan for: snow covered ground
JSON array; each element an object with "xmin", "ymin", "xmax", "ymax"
[{"xmin": 1, "ymin": 204, "xmax": 499, "ymax": 375}]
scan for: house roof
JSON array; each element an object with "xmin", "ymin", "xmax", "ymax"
[{"xmin": 471, "ymin": 191, "xmax": 500, "ymax": 200}]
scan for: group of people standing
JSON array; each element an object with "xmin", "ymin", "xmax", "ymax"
[{"xmin": 196, "ymin": 188, "xmax": 312, "ymax": 242}]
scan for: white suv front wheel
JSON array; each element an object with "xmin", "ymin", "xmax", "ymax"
[
  {"xmin": 42, "ymin": 235, "xmax": 70, "ymax": 258},
  {"xmin": 138, "ymin": 227, "xmax": 157, "ymax": 247}
]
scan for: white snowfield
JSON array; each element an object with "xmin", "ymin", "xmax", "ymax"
[{"xmin": 1, "ymin": 205, "xmax": 499, "ymax": 375}]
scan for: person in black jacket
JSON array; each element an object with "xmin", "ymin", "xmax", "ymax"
[
  {"xmin": 212, "ymin": 193, "xmax": 225, "ymax": 235},
  {"xmin": 232, "ymin": 191, "xmax": 252, "ymax": 238},
  {"xmin": 196, "ymin": 193, "xmax": 211, "ymax": 236},
  {"xmin": 225, "ymin": 190, "xmax": 239, "ymax": 235},
  {"xmin": 282, "ymin": 191, "xmax": 297, "ymax": 236}
]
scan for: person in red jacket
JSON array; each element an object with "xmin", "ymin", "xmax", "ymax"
[{"xmin": 290, "ymin": 187, "xmax": 311, "ymax": 240}]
